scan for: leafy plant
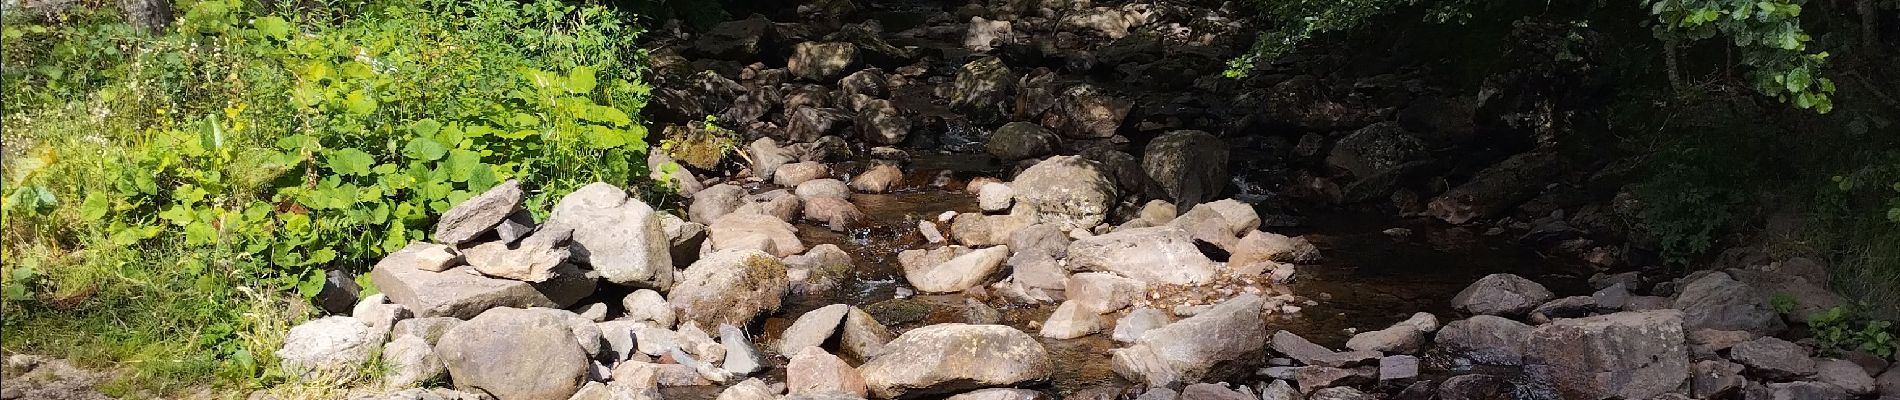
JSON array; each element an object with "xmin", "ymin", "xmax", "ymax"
[{"xmin": 1808, "ymin": 306, "xmax": 1897, "ymax": 358}]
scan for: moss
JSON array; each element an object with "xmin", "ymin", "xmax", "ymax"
[
  {"xmin": 663, "ymin": 123, "xmax": 736, "ymax": 171},
  {"xmin": 864, "ymin": 298, "xmax": 932, "ymax": 326}
]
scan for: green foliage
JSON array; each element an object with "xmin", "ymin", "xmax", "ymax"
[
  {"xmin": 1644, "ymin": 0, "xmax": 1836, "ymax": 112},
  {"xmin": 2, "ymin": 0, "xmax": 653, "ymax": 392},
  {"xmin": 1807, "ymin": 306, "xmax": 1896, "ymax": 358}
]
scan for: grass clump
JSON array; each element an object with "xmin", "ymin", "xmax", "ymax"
[{"xmin": 2, "ymin": 0, "xmax": 657, "ymax": 395}]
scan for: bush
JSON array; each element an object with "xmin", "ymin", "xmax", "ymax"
[{"xmin": 1, "ymin": 0, "xmax": 654, "ymax": 393}]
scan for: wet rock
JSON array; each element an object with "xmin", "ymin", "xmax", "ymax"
[
  {"xmin": 850, "ymin": 164, "xmax": 903, "ymax": 193},
  {"xmin": 839, "ymin": 69, "xmax": 888, "ymax": 99},
  {"xmin": 1523, "ymin": 310, "xmax": 1688, "ymax": 400},
  {"xmin": 1692, "ymin": 359, "xmax": 1746, "ymax": 398},
  {"xmin": 1065, "ymin": 272, "xmax": 1145, "ymax": 313},
  {"xmin": 1451, "ymin": 273, "xmax": 1554, "ymax": 317},
  {"xmin": 1012, "ymin": 156, "xmax": 1118, "ymax": 231},
  {"xmin": 1112, "ymin": 307, "xmax": 1171, "ymax": 343},
  {"xmin": 543, "ymin": 182, "xmax": 673, "ymax": 288},
  {"xmin": 1040, "ymin": 300, "xmax": 1102, "ymax": 339},
  {"xmin": 372, "ymin": 262, "xmax": 595, "ymax": 319},
  {"xmin": 1142, "ymin": 130, "xmax": 1228, "ymax": 207},
  {"xmin": 1068, "ymin": 226, "xmax": 1218, "ymax": 285},
  {"xmin": 850, "ymin": 102, "xmax": 907, "ymax": 145},
  {"xmin": 840, "ymin": 307, "xmax": 895, "ymax": 360},
  {"xmin": 1111, "ymin": 294, "xmax": 1267, "ymax": 386},
  {"xmin": 1346, "ymin": 312, "xmax": 1438, "ymax": 354},
  {"xmin": 950, "ymin": 57, "xmax": 1015, "ymax": 123},
  {"xmin": 693, "ymin": 15, "xmax": 773, "ymax": 59},
  {"xmin": 434, "ymin": 180, "xmax": 523, "ymax": 244},
  {"xmin": 788, "ymin": 347, "xmax": 869, "ymax": 397},
  {"xmin": 1043, "ymin": 84, "xmax": 1132, "ymax": 140},
  {"xmin": 1230, "ymin": 231, "xmax": 1320, "ymax": 266},
  {"xmin": 1729, "ymin": 336, "xmax": 1816, "ymax": 380},
  {"xmin": 1271, "ymin": 330, "xmax": 1381, "ymax": 368},
  {"xmin": 382, "ymin": 335, "xmax": 446, "ymax": 388},
  {"xmin": 1426, "ymin": 151, "xmax": 1566, "ymax": 224},
  {"xmin": 779, "ymin": 304, "xmax": 850, "ymax": 355},
  {"xmin": 789, "ymin": 42, "xmax": 859, "ymax": 81},
  {"xmin": 786, "ymin": 108, "xmax": 853, "ymax": 143},
  {"xmin": 1326, "ymin": 123, "xmax": 1426, "ymax": 180},
  {"xmin": 736, "ymin": 189, "xmax": 804, "ymax": 223},
  {"xmin": 721, "ymin": 324, "xmax": 768, "ymax": 377},
  {"xmin": 1673, "ymin": 272, "xmax": 1785, "ymax": 336},
  {"xmin": 276, "ymin": 316, "xmax": 380, "ymax": 381},
  {"xmin": 796, "ymin": 178, "xmax": 853, "ymax": 200},
  {"xmin": 1434, "ymin": 315, "xmax": 1532, "ymax": 365},
  {"xmin": 947, "ymin": 388, "xmax": 1044, "ymax": 400},
  {"xmin": 1381, "ymin": 355, "xmax": 1420, "ymax": 382},
  {"xmin": 987, "ymin": 122, "xmax": 1058, "ymax": 161},
  {"xmin": 1436, "ymin": 374, "xmax": 1510, "ymax": 400},
  {"xmin": 775, "ymin": 161, "xmax": 832, "ymax": 187},
  {"xmin": 668, "ymin": 249, "xmax": 789, "ymax": 328},
  {"xmin": 904, "ymin": 245, "xmax": 1010, "ymax": 293},
  {"xmin": 803, "ymin": 197, "xmax": 867, "ymax": 231},
  {"xmin": 437, "ymin": 308, "xmax": 588, "ymax": 400},
  {"xmin": 708, "ymin": 212, "xmax": 806, "ymax": 257},
  {"xmin": 860, "ymin": 324, "xmax": 1052, "ymax": 398}
]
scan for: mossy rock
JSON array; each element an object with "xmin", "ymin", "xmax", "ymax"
[
  {"xmin": 664, "ymin": 123, "xmax": 734, "ymax": 170},
  {"xmin": 864, "ymin": 298, "xmax": 932, "ymax": 326}
]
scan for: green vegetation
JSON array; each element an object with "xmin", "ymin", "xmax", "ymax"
[
  {"xmin": 1806, "ymin": 306, "xmax": 1895, "ymax": 358},
  {"xmin": 1, "ymin": 0, "xmax": 654, "ymax": 395}
]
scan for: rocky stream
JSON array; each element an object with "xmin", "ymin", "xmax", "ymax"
[{"xmin": 8, "ymin": 0, "xmax": 1885, "ymax": 399}]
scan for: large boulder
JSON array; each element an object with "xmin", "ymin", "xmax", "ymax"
[
  {"xmin": 1325, "ymin": 123, "xmax": 1427, "ymax": 179},
  {"xmin": 1523, "ymin": 310, "xmax": 1688, "ymax": 400},
  {"xmin": 1728, "ymin": 336, "xmax": 1816, "ymax": 380},
  {"xmin": 950, "ymin": 57, "xmax": 1015, "ymax": 123},
  {"xmin": 856, "ymin": 100, "xmax": 911, "ymax": 146},
  {"xmin": 986, "ymin": 122, "xmax": 1058, "ymax": 161},
  {"xmin": 668, "ymin": 249, "xmax": 790, "ymax": 328},
  {"xmin": 1011, "ymin": 156, "xmax": 1119, "ymax": 231},
  {"xmin": 1673, "ymin": 272, "xmax": 1785, "ymax": 335},
  {"xmin": 1425, "ymin": 151, "xmax": 1566, "ymax": 224},
  {"xmin": 276, "ymin": 316, "xmax": 381, "ymax": 381},
  {"xmin": 692, "ymin": 15, "xmax": 773, "ymax": 59},
  {"xmin": 436, "ymin": 308, "xmax": 589, "ymax": 400},
  {"xmin": 1141, "ymin": 130, "xmax": 1228, "ymax": 207},
  {"xmin": 542, "ymin": 182, "xmax": 673, "ymax": 288},
  {"xmin": 372, "ymin": 260, "xmax": 595, "ymax": 319},
  {"xmin": 1451, "ymin": 273, "xmax": 1554, "ymax": 317},
  {"xmin": 1435, "ymin": 315, "xmax": 1533, "ymax": 365},
  {"xmin": 787, "ymin": 347, "xmax": 869, "ymax": 397},
  {"xmin": 1067, "ymin": 226, "xmax": 1219, "ymax": 285},
  {"xmin": 789, "ymin": 42, "xmax": 860, "ymax": 81},
  {"xmin": 709, "ymin": 213, "xmax": 807, "ymax": 258},
  {"xmin": 434, "ymin": 180, "xmax": 524, "ymax": 244},
  {"xmin": 1110, "ymin": 294, "xmax": 1268, "ymax": 387},
  {"xmin": 1041, "ymin": 84, "xmax": 1132, "ymax": 140},
  {"xmin": 904, "ymin": 245, "xmax": 1011, "ymax": 293},
  {"xmin": 860, "ymin": 324, "xmax": 1052, "ymax": 398}
]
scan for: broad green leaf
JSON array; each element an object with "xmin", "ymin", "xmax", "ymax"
[
  {"xmin": 567, "ymin": 66, "xmax": 598, "ymax": 93},
  {"xmin": 411, "ymin": 119, "xmax": 443, "ymax": 137},
  {"xmin": 81, "ymin": 193, "xmax": 109, "ymax": 219},
  {"xmin": 253, "ymin": 15, "xmax": 290, "ymax": 40},
  {"xmin": 325, "ymin": 148, "xmax": 376, "ymax": 176},
  {"xmin": 343, "ymin": 90, "xmax": 378, "ymax": 115},
  {"xmin": 402, "ymin": 137, "xmax": 448, "ymax": 161},
  {"xmin": 444, "ymin": 149, "xmax": 482, "ymax": 183}
]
